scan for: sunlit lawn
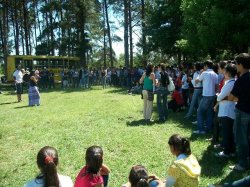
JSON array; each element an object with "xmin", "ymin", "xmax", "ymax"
[{"xmin": 0, "ymin": 85, "xmax": 249, "ymax": 187}]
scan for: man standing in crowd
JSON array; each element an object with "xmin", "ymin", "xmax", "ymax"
[
  {"xmin": 227, "ymin": 53, "xmax": 250, "ymax": 171},
  {"xmin": 13, "ymin": 65, "xmax": 23, "ymax": 102},
  {"xmin": 193, "ymin": 60, "xmax": 218, "ymax": 134}
]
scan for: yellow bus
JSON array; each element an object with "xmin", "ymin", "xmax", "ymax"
[{"xmin": 7, "ymin": 55, "xmax": 81, "ymax": 82}]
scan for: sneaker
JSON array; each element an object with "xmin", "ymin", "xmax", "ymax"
[
  {"xmin": 192, "ymin": 121, "xmax": 197, "ymax": 124},
  {"xmin": 213, "ymin": 144, "xmax": 222, "ymax": 149},
  {"xmin": 215, "ymin": 151, "xmax": 230, "ymax": 158},
  {"xmin": 193, "ymin": 130, "xmax": 206, "ymax": 134},
  {"xmin": 184, "ymin": 115, "xmax": 191, "ymax": 119},
  {"xmin": 229, "ymin": 164, "xmax": 246, "ymax": 171}
]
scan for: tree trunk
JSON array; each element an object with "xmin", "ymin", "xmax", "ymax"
[
  {"xmin": 104, "ymin": 0, "xmax": 113, "ymax": 67},
  {"xmin": 14, "ymin": 1, "xmax": 20, "ymax": 55},
  {"xmin": 103, "ymin": 1, "xmax": 106, "ymax": 68},
  {"xmin": 124, "ymin": 0, "xmax": 129, "ymax": 67},
  {"xmin": 49, "ymin": 0, "xmax": 55, "ymax": 55},
  {"xmin": 77, "ymin": 2, "xmax": 87, "ymax": 67},
  {"xmin": 141, "ymin": 0, "xmax": 146, "ymax": 67},
  {"xmin": 1, "ymin": 0, "xmax": 9, "ymax": 75},
  {"xmin": 128, "ymin": 0, "xmax": 133, "ymax": 68},
  {"xmin": 22, "ymin": 0, "xmax": 30, "ymax": 55}
]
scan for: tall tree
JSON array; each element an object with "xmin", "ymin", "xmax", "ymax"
[
  {"xmin": 124, "ymin": 0, "xmax": 129, "ymax": 67},
  {"xmin": 128, "ymin": 0, "xmax": 133, "ymax": 67},
  {"xmin": 141, "ymin": 0, "xmax": 146, "ymax": 66},
  {"xmin": 0, "ymin": 0, "xmax": 9, "ymax": 73},
  {"xmin": 103, "ymin": 0, "xmax": 114, "ymax": 67}
]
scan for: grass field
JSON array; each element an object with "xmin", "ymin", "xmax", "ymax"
[{"xmin": 0, "ymin": 85, "xmax": 249, "ymax": 187}]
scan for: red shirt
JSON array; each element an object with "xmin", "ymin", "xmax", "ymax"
[
  {"xmin": 172, "ymin": 90, "xmax": 184, "ymax": 105},
  {"xmin": 218, "ymin": 78, "xmax": 225, "ymax": 93},
  {"xmin": 74, "ymin": 166, "xmax": 103, "ymax": 187}
]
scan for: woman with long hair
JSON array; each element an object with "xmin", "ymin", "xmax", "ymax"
[
  {"xmin": 24, "ymin": 146, "xmax": 73, "ymax": 187},
  {"xmin": 74, "ymin": 146, "xmax": 110, "ymax": 187},
  {"xmin": 28, "ymin": 70, "xmax": 40, "ymax": 106},
  {"xmin": 139, "ymin": 63, "xmax": 156, "ymax": 123}
]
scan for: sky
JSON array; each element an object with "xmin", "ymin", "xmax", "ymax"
[{"xmin": 110, "ymin": 10, "xmax": 140, "ymax": 58}]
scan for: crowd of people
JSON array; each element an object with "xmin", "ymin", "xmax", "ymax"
[
  {"xmin": 24, "ymin": 134, "xmax": 201, "ymax": 187},
  {"xmin": 12, "ymin": 53, "xmax": 250, "ymax": 186},
  {"xmin": 138, "ymin": 53, "xmax": 250, "ymax": 186}
]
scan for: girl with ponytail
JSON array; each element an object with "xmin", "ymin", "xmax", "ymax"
[
  {"xmin": 166, "ymin": 134, "xmax": 201, "ymax": 187},
  {"xmin": 24, "ymin": 146, "xmax": 73, "ymax": 187},
  {"xmin": 74, "ymin": 146, "xmax": 110, "ymax": 187},
  {"xmin": 122, "ymin": 165, "xmax": 163, "ymax": 187}
]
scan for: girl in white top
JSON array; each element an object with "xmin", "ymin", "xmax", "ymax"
[
  {"xmin": 214, "ymin": 64, "xmax": 237, "ymax": 158},
  {"xmin": 24, "ymin": 146, "xmax": 73, "ymax": 187}
]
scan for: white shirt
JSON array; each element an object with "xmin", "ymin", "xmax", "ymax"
[
  {"xmin": 24, "ymin": 174, "xmax": 73, "ymax": 187},
  {"xmin": 217, "ymin": 79, "xmax": 236, "ymax": 119},
  {"xmin": 13, "ymin": 70, "xmax": 23, "ymax": 83},
  {"xmin": 181, "ymin": 74, "xmax": 189, "ymax": 89},
  {"xmin": 197, "ymin": 69, "xmax": 218, "ymax": 96},
  {"xmin": 191, "ymin": 71, "xmax": 202, "ymax": 88}
]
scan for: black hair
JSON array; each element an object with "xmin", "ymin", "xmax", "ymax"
[
  {"xmin": 85, "ymin": 146, "xmax": 103, "ymax": 174},
  {"xmin": 129, "ymin": 165, "xmax": 150, "ymax": 187},
  {"xmin": 218, "ymin": 61, "xmax": 227, "ymax": 69},
  {"xmin": 204, "ymin": 60, "xmax": 213, "ymax": 69},
  {"xmin": 36, "ymin": 146, "xmax": 59, "ymax": 187},
  {"xmin": 168, "ymin": 134, "xmax": 191, "ymax": 155},
  {"xmin": 235, "ymin": 53, "xmax": 250, "ymax": 69},
  {"xmin": 145, "ymin": 64, "xmax": 154, "ymax": 77},
  {"xmin": 225, "ymin": 64, "xmax": 237, "ymax": 78},
  {"xmin": 194, "ymin": 62, "xmax": 202, "ymax": 71}
]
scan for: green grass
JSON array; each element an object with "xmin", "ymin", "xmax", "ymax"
[{"xmin": 0, "ymin": 85, "xmax": 249, "ymax": 187}]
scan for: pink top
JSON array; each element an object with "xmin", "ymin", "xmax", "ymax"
[{"xmin": 74, "ymin": 166, "xmax": 103, "ymax": 187}]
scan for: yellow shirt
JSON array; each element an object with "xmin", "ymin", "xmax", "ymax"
[{"xmin": 167, "ymin": 154, "xmax": 201, "ymax": 187}]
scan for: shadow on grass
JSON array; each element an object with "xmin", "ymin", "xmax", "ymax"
[
  {"xmin": 14, "ymin": 105, "xmax": 31, "ymax": 109},
  {"xmin": 106, "ymin": 87, "xmax": 128, "ymax": 95},
  {"xmin": 126, "ymin": 119, "xmax": 161, "ymax": 126},
  {"xmin": 198, "ymin": 144, "xmax": 228, "ymax": 178},
  {"xmin": 215, "ymin": 170, "xmax": 250, "ymax": 185},
  {"xmin": 0, "ymin": 101, "xmax": 19, "ymax": 105}
]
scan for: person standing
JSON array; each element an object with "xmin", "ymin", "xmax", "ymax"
[
  {"xmin": 184, "ymin": 62, "xmax": 203, "ymax": 119},
  {"xmin": 227, "ymin": 53, "xmax": 250, "ymax": 171},
  {"xmin": 28, "ymin": 70, "xmax": 41, "ymax": 106},
  {"xmin": 157, "ymin": 63, "xmax": 170, "ymax": 122},
  {"xmin": 214, "ymin": 64, "xmax": 237, "ymax": 158},
  {"xmin": 13, "ymin": 65, "xmax": 23, "ymax": 102},
  {"xmin": 139, "ymin": 63, "xmax": 156, "ymax": 123},
  {"xmin": 193, "ymin": 60, "xmax": 218, "ymax": 134}
]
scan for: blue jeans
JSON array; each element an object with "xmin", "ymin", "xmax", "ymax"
[
  {"xmin": 234, "ymin": 108, "xmax": 250, "ymax": 168},
  {"xmin": 197, "ymin": 96, "xmax": 215, "ymax": 132},
  {"xmin": 157, "ymin": 87, "xmax": 168, "ymax": 121},
  {"xmin": 223, "ymin": 175, "xmax": 250, "ymax": 187},
  {"xmin": 186, "ymin": 89, "xmax": 202, "ymax": 117}
]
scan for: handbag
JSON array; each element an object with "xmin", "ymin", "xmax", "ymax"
[
  {"xmin": 147, "ymin": 91, "xmax": 154, "ymax": 101},
  {"xmin": 168, "ymin": 77, "xmax": 175, "ymax": 92}
]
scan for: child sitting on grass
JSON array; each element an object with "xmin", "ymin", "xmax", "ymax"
[
  {"xmin": 168, "ymin": 87, "xmax": 184, "ymax": 112},
  {"xmin": 74, "ymin": 145, "xmax": 110, "ymax": 187},
  {"xmin": 165, "ymin": 134, "xmax": 201, "ymax": 187},
  {"xmin": 24, "ymin": 146, "xmax": 73, "ymax": 187},
  {"xmin": 122, "ymin": 165, "xmax": 164, "ymax": 187}
]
